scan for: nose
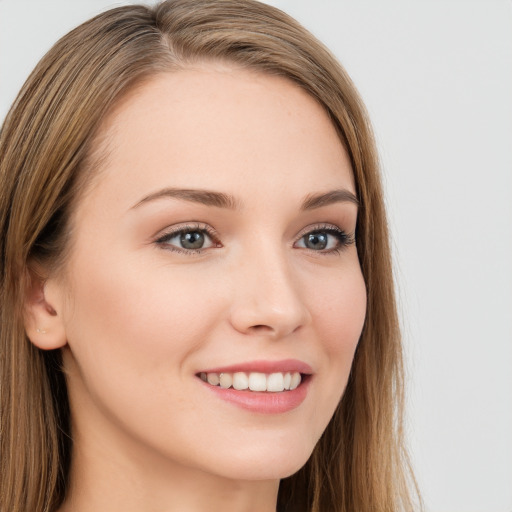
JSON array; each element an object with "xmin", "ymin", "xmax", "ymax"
[{"xmin": 228, "ymin": 248, "xmax": 311, "ymax": 339}]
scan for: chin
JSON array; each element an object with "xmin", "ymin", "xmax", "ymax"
[
  {"xmin": 216, "ymin": 460, "xmax": 308, "ymax": 482},
  {"xmin": 203, "ymin": 437, "xmax": 316, "ymax": 482}
]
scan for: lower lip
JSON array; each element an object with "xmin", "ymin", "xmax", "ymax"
[{"xmin": 200, "ymin": 376, "xmax": 311, "ymax": 414}]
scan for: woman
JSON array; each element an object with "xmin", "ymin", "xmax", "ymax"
[{"xmin": 0, "ymin": 1, "xmax": 419, "ymax": 511}]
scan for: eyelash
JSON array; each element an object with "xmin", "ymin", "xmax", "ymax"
[
  {"xmin": 296, "ymin": 224, "xmax": 355, "ymax": 255},
  {"xmin": 155, "ymin": 223, "xmax": 221, "ymax": 255},
  {"xmin": 155, "ymin": 223, "xmax": 355, "ymax": 255}
]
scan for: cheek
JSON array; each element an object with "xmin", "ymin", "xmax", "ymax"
[
  {"xmin": 61, "ymin": 252, "xmax": 231, "ymax": 453},
  {"xmin": 310, "ymin": 264, "xmax": 367, "ymax": 356},
  {"xmin": 61, "ymin": 249, "xmax": 228, "ymax": 397},
  {"xmin": 304, "ymin": 262, "xmax": 366, "ymax": 429}
]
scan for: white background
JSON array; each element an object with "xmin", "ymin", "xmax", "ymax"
[{"xmin": 1, "ymin": 1, "xmax": 511, "ymax": 511}]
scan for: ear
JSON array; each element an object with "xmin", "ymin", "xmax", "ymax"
[{"xmin": 24, "ymin": 267, "xmax": 67, "ymax": 350}]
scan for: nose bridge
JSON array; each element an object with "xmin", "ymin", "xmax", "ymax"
[{"xmin": 229, "ymin": 240, "xmax": 310, "ymax": 337}]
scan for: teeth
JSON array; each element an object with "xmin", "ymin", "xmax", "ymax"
[
  {"xmin": 283, "ymin": 372, "xmax": 291, "ymax": 390},
  {"xmin": 233, "ymin": 372, "xmax": 249, "ymax": 390},
  {"xmin": 267, "ymin": 372, "xmax": 285, "ymax": 392},
  {"xmin": 207, "ymin": 373, "xmax": 220, "ymax": 386},
  {"xmin": 290, "ymin": 372, "xmax": 301, "ymax": 390},
  {"xmin": 201, "ymin": 371, "xmax": 303, "ymax": 392},
  {"xmin": 219, "ymin": 373, "xmax": 232, "ymax": 389},
  {"xmin": 248, "ymin": 372, "xmax": 267, "ymax": 392}
]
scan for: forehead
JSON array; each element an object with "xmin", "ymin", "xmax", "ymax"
[{"xmin": 80, "ymin": 66, "xmax": 355, "ymax": 213}]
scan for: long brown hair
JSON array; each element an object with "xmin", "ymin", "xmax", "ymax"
[{"xmin": 0, "ymin": 1, "xmax": 420, "ymax": 510}]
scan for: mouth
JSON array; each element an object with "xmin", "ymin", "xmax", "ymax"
[{"xmin": 195, "ymin": 360, "xmax": 312, "ymax": 413}]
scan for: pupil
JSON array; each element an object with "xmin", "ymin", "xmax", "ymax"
[
  {"xmin": 180, "ymin": 231, "xmax": 205, "ymax": 249},
  {"xmin": 306, "ymin": 233, "xmax": 327, "ymax": 250}
]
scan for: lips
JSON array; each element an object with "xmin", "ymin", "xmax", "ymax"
[
  {"xmin": 196, "ymin": 359, "xmax": 312, "ymax": 414},
  {"xmin": 198, "ymin": 358, "xmax": 313, "ymax": 375}
]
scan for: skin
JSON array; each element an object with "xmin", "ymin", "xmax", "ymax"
[{"xmin": 26, "ymin": 65, "xmax": 367, "ymax": 512}]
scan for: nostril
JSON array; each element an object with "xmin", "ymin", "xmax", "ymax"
[{"xmin": 249, "ymin": 324, "xmax": 274, "ymax": 333}]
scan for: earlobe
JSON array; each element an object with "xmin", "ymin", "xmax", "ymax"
[{"xmin": 24, "ymin": 269, "xmax": 67, "ymax": 350}]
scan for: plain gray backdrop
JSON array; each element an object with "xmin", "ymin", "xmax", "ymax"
[{"xmin": 1, "ymin": 1, "xmax": 511, "ymax": 511}]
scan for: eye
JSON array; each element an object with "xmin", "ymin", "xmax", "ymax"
[
  {"xmin": 155, "ymin": 224, "xmax": 219, "ymax": 253},
  {"xmin": 295, "ymin": 225, "xmax": 354, "ymax": 253}
]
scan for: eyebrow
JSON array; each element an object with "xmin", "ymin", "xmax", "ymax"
[
  {"xmin": 130, "ymin": 187, "xmax": 359, "ymax": 210},
  {"xmin": 131, "ymin": 188, "xmax": 239, "ymax": 210},
  {"xmin": 300, "ymin": 189, "xmax": 359, "ymax": 210}
]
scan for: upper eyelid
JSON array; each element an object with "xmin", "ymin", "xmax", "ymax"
[
  {"xmin": 155, "ymin": 223, "xmax": 219, "ymax": 241},
  {"xmin": 155, "ymin": 222, "xmax": 347, "ymax": 241},
  {"xmin": 294, "ymin": 223, "xmax": 348, "ymax": 239}
]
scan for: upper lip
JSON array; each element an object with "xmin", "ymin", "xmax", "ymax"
[{"xmin": 198, "ymin": 359, "xmax": 313, "ymax": 375}]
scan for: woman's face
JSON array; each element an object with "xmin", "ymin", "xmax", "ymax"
[{"xmin": 52, "ymin": 66, "xmax": 366, "ymax": 482}]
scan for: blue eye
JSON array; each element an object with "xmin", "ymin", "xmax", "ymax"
[
  {"xmin": 295, "ymin": 227, "xmax": 354, "ymax": 253},
  {"xmin": 156, "ymin": 225, "xmax": 217, "ymax": 252},
  {"xmin": 177, "ymin": 231, "xmax": 208, "ymax": 250}
]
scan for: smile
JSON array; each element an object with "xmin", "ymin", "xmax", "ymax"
[
  {"xmin": 197, "ymin": 359, "xmax": 313, "ymax": 413},
  {"xmin": 200, "ymin": 371, "xmax": 302, "ymax": 392}
]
